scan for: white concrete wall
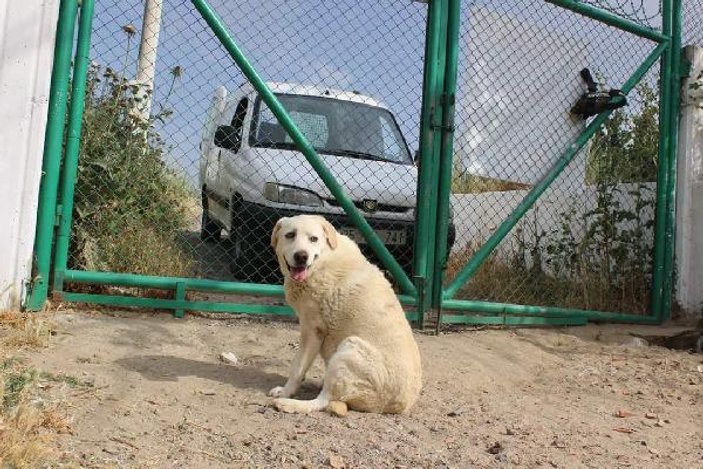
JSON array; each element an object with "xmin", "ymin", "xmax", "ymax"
[
  {"xmin": 675, "ymin": 45, "xmax": 703, "ymax": 316},
  {"xmin": 0, "ymin": 0, "xmax": 59, "ymax": 310},
  {"xmin": 451, "ymin": 183, "xmax": 656, "ymax": 263}
]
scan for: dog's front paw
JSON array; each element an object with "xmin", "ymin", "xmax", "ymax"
[{"xmin": 268, "ymin": 386, "xmax": 289, "ymax": 398}]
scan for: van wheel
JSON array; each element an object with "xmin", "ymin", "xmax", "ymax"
[
  {"xmin": 229, "ymin": 229, "xmax": 280, "ymax": 283},
  {"xmin": 200, "ymin": 194, "xmax": 221, "ymax": 242}
]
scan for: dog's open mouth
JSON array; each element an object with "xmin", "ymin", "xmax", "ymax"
[{"xmin": 287, "ymin": 263, "xmax": 309, "ymax": 282}]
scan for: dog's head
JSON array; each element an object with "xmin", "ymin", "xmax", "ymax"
[{"xmin": 270, "ymin": 215, "xmax": 338, "ymax": 282}]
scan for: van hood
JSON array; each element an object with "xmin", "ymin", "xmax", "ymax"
[{"xmin": 263, "ymin": 149, "xmax": 418, "ymax": 207}]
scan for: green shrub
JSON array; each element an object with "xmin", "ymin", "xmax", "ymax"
[{"xmin": 69, "ymin": 62, "xmax": 195, "ymax": 277}]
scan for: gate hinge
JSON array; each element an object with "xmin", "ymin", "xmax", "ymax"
[
  {"xmin": 430, "ymin": 93, "xmax": 456, "ymax": 132},
  {"xmin": 54, "ymin": 204, "xmax": 63, "ymax": 227}
]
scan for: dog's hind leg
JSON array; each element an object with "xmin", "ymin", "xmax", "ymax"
[{"xmin": 273, "ymin": 336, "xmax": 384, "ymax": 414}]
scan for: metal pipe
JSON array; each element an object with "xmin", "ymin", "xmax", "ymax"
[
  {"xmin": 412, "ymin": 0, "xmax": 445, "ymax": 325},
  {"xmin": 190, "ymin": 0, "xmax": 416, "ymax": 295},
  {"xmin": 52, "ymin": 0, "xmax": 95, "ymax": 292},
  {"xmin": 61, "ymin": 291, "xmax": 420, "ymax": 322},
  {"xmin": 25, "ymin": 0, "xmax": 79, "ymax": 311},
  {"xmin": 661, "ymin": 0, "xmax": 683, "ymax": 318},
  {"xmin": 444, "ymin": 41, "xmax": 669, "ymax": 300},
  {"xmin": 546, "ymin": 0, "xmax": 669, "ymax": 43},
  {"xmin": 432, "ymin": 0, "xmax": 461, "ymax": 328},
  {"xmin": 442, "ymin": 299, "xmax": 659, "ymax": 324},
  {"xmin": 61, "ymin": 269, "xmax": 417, "ymax": 305},
  {"xmin": 650, "ymin": 0, "xmax": 673, "ymax": 321},
  {"xmin": 441, "ymin": 314, "xmax": 589, "ymax": 326}
]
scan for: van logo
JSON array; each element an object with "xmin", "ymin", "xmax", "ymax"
[{"xmin": 362, "ymin": 199, "xmax": 378, "ymax": 213}]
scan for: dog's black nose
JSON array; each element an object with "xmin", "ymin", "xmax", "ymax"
[{"xmin": 293, "ymin": 251, "xmax": 308, "ymax": 265}]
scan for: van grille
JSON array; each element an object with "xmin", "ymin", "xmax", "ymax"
[{"xmin": 325, "ymin": 198, "xmax": 411, "ymax": 214}]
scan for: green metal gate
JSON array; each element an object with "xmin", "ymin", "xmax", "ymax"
[{"xmin": 25, "ymin": 0, "xmax": 685, "ymax": 328}]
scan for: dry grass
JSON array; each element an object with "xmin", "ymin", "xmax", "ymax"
[
  {"xmin": 445, "ymin": 243, "xmax": 650, "ymax": 314},
  {"xmin": 0, "ymin": 310, "xmax": 73, "ymax": 468},
  {"xmin": 452, "ymin": 173, "xmax": 532, "ymax": 194}
]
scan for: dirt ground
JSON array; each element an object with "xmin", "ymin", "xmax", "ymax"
[{"xmin": 10, "ymin": 310, "xmax": 703, "ymax": 468}]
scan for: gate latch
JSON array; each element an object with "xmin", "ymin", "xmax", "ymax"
[{"xmin": 570, "ymin": 68, "xmax": 627, "ymax": 119}]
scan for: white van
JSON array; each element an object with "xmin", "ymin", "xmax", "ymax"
[{"xmin": 198, "ymin": 82, "xmax": 455, "ymax": 281}]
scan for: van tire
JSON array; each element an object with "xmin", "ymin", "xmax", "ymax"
[{"xmin": 200, "ymin": 193, "xmax": 221, "ymax": 242}]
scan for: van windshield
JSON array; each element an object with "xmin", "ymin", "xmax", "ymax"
[{"xmin": 250, "ymin": 94, "xmax": 413, "ymax": 165}]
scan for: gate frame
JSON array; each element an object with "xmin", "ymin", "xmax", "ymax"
[
  {"xmin": 25, "ymin": 0, "xmax": 683, "ymax": 328},
  {"xmin": 435, "ymin": 0, "xmax": 684, "ymax": 326}
]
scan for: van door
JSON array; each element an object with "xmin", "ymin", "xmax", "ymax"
[{"xmin": 211, "ymin": 96, "xmax": 249, "ymax": 227}]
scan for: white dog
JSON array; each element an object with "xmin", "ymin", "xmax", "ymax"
[{"xmin": 268, "ymin": 215, "xmax": 422, "ymax": 415}]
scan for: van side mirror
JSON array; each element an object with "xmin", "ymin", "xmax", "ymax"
[{"xmin": 214, "ymin": 125, "xmax": 241, "ymax": 151}]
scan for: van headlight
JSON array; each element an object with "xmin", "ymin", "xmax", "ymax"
[{"xmin": 263, "ymin": 183, "xmax": 323, "ymax": 207}]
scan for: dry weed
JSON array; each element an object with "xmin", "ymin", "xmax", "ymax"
[{"xmin": 0, "ymin": 310, "xmax": 70, "ymax": 467}]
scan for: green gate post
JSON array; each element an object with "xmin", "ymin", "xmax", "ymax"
[
  {"xmin": 52, "ymin": 0, "xmax": 96, "ymax": 295},
  {"xmin": 414, "ymin": 0, "xmax": 448, "ymax": 327},
  {"xmin": 661, "ymin": 0, "xmax": 683, "ymax": 319},
  {"xmin": 431, "ymin": 0, "xmax": 461, "ymax": 331},
  {"xmin": 26, "ymin": 0, "xmax": 80, "ymax": 311},
  {"xmin": 651, "ymin": 0, "xmax": 673, "ymax": 322}
]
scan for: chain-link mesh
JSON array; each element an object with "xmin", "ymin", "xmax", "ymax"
[
  {"xmin": 68, "ymin": 0, "xmax": 675, "ymax": 314},
  {"xmin": 445, "ymin": 1, "xmax": 663, "ymax": 314},
  {"xmin": 683, "ymin": 0, "xmax": 703, "ymax": 46},
  {"xmin": 70, "ymin": 0, "xmax": 428, "ymax": 296}
]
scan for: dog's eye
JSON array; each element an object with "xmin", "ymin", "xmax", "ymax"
[
  {"xmin": 285, "ymin": 232, "xmax": 295, "ymax": 239},
  {"xmin": 309, "ymin": 236, "xmax": 318, "ymax": 243}
]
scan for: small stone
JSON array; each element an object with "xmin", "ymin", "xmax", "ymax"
[
  {"xmin": 447, "ymin": 406, "xmax": 467, "ymax": 417},
  {"xmin": 487, "ymin": 442, "xmax": 503, "ymax": 455},
  {"xmin": 644, "ymin": 412, "xmax": 657, "ymax": 419},
  {"xmin": 655, "ymin": 420, "xmax": 665, "ymax": 427},
  {"xmin": 219, "ymin": 352, "xmax": 240, "ymax": 366},
  {"xmin": 328, "ymin": 454, "xmax": 346, "ymax": 468},
  {"xmin": 200, "ymin": 389, "xmax": 216, "ymax": 396}
]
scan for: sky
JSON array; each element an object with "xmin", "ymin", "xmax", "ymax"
[{"xmin": 86, "ymin": 0, "xmax": 697, "ymax": 186}]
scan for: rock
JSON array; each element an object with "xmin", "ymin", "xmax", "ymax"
[
  {"xmin": 487, "ymin": 442, "xmax": 503, "ymax": 455},
  {"xmin": 200, "ymin": 389, "xmax": 216, "ymax": 396},
  {"xmin": 326, "ymin": 401, "xmax": 348, "ymax": 417},
  {"xmin": 615, "ymin": 410, "xmax": 635, "ymax": 418},
  {"xmin": 613, "ymin": 427, "xmax": 634, "ymax": 434},
  {"xmin": 219, "ymin": 352, "xmax": 240, "ymax": 366},
  {"xmin": 328, "ymin": 454, "xmax": 346, "ymax": 468},
  {"xmin": 645, "ymin": 412, "xmax": 657, "ymax": 419},
  {"xmin": 447, "ymin": 406, "xmax": 467, "ymax": 417}
]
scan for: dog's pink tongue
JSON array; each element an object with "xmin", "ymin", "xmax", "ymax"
[{"xmin": 290, "ymin": 267, "xmax": 307, "ymax": 282}]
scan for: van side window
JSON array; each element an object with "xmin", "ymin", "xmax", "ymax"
[{"xmin": 229, "ymin": 98, "xmax": 248, "ymax": 152}]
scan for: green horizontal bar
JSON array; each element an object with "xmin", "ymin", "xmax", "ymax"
[
  {"xmin": 64, "ymin": 269, "xmax": 285, "ymax": 296},
  {"xmin": 62, "ymin": 292, "xmax": 295, "ymax": 316},
  {"xmin": 441, "ymin": 315, "xmax": 588, "ymax": 326},
  {"xmin": 62, "ymin": 292, "xmax": 420, "ymax": 323},
  {"xmin": 546, "ymin": 0, "xmax": 669, "ymax": 43},
  {"xmin": 443, "ymin": 40, "xmax": 668, "ymax": 300},
  {"xmin": 190, "ymin": 0, "xmax": 416, "ymax": 297},
  {"xmin": 63, "ymin": 269, "xmax": 416, "ymax": 308},
  {"xmin": 442, "ymin": 299, "xmax": 658, "ymax": 324}
]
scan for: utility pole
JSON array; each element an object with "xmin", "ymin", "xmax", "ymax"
[{"xmin": 135, "ymin": 0, "xmax": 163, "ymax": 121}]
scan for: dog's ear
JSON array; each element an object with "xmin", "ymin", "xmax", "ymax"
[
  {"xmin": 270, "ymin": 217, "xmax": 286, "ymax": 249},
  {"xmin": 320, "ymin": 218, "xmax": 338, "ymax": 250}
]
